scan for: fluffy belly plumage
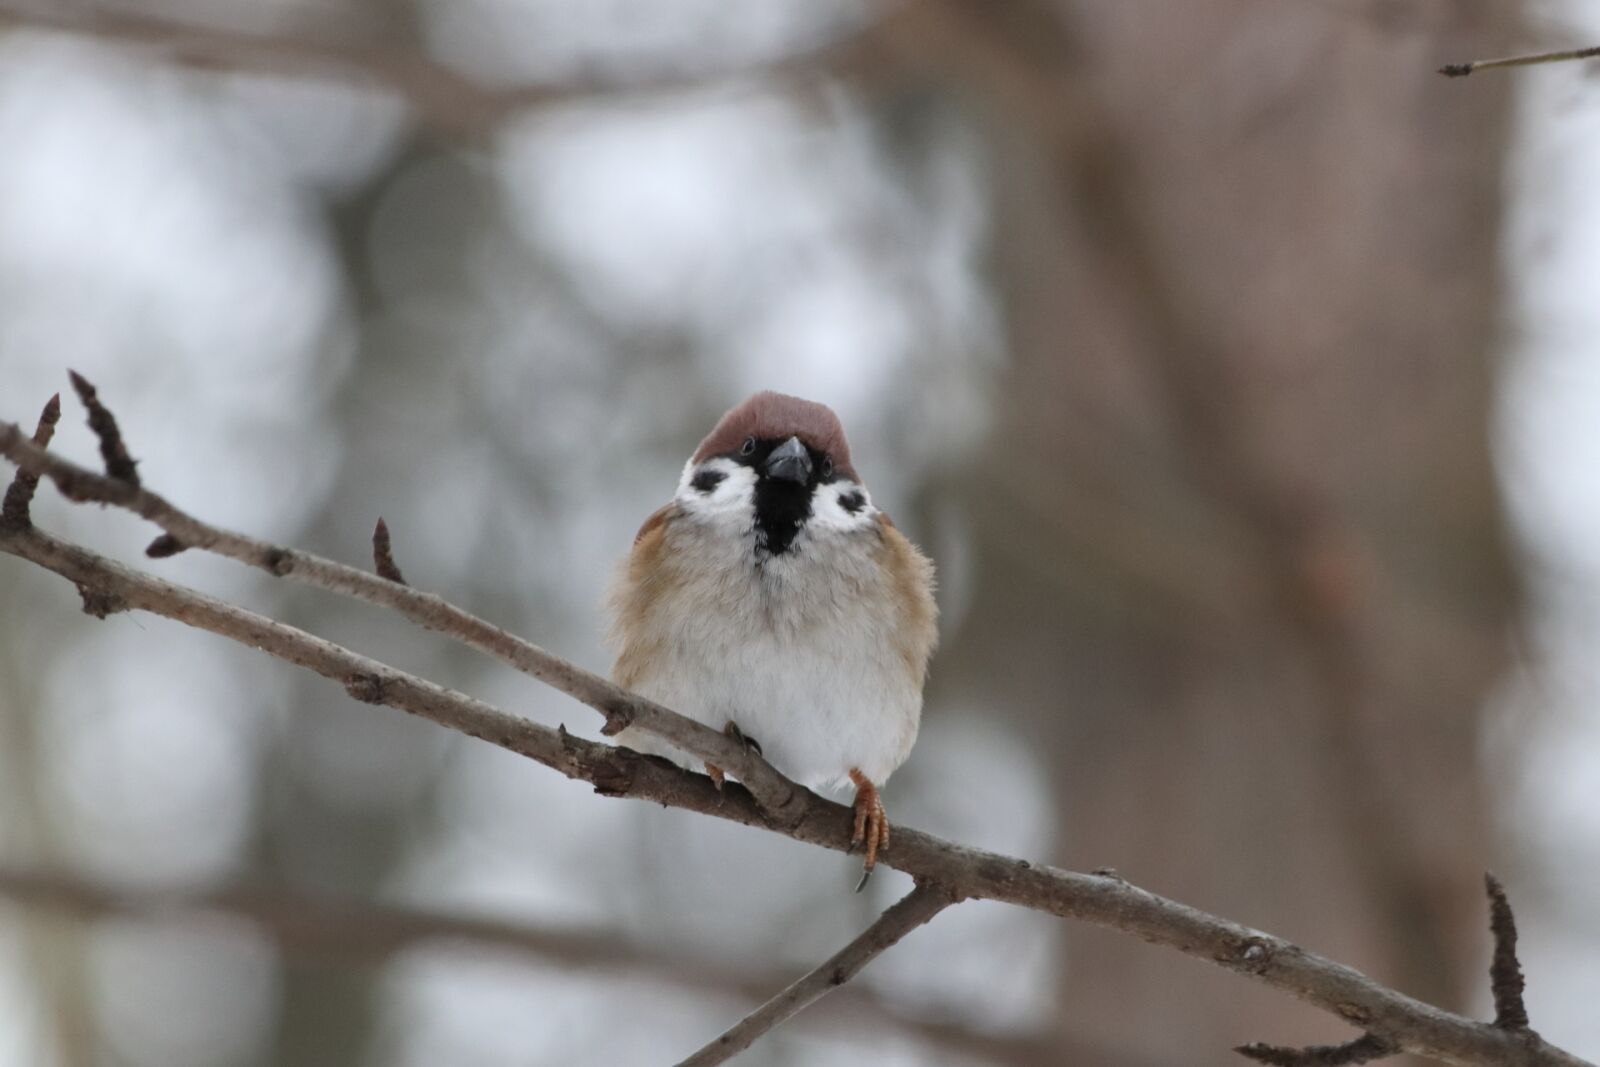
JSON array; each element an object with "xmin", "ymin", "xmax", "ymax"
[
  {"xmin": 607, "ymin": 500, "xmax": 933, "ymax": 794},
  {"xmin": 615, "ymin": 622, "xmax": 919, "ymax": 792}
]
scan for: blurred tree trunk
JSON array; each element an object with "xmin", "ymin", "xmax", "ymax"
[{"xmin": 922, "ymin": 0, "xmax": 1518, "ymax": 1060}]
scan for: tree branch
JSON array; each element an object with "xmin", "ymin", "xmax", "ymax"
[
  {"xmin": 0, "ymin": 415, "xmax": 805, "ymax": 824},
  {"xmin": 0, "ymin": 517, "xmax": 1589, "ymax": 1067},
  {"xmin": 1236, "ymin": 876, "xmax": 1541, "ymax": 1065},
  {"xmin": 1, "ymin": 395, "xmax": 1594, "ymax": 1066},
  {"xmin": 1439, "ymin": 46, "xmax": 1600, "ymax": 77},
  {"xmin": 674, "ymin": 881, "xmax": 956, "ymax": 1067}
]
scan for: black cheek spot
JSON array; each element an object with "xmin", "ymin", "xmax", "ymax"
[
  {"xmin": 839, "ymin": 491, "xmax": 865, "ymax": 514},
  {"xmin": 691, "ymin": 469, "xmax": 726, "ymax": 494}
]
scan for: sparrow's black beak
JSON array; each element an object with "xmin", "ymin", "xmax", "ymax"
[{"xmin": 765, "ymin": 436, "xmax": 812, "ymax": 485}]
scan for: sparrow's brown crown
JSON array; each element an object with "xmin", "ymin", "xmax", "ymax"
[{"xmin": 693, "ymin": 392, "xmax": 859, "ymax": 482}]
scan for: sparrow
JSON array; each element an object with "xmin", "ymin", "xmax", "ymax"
[{"xmin": 605, "ymin": 391, "xmax": 937, "ymax": 878}]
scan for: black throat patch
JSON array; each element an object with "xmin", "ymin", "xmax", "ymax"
[{"xmin": 752, "ymin": 478, "xmax": 812, "ymax": 556}]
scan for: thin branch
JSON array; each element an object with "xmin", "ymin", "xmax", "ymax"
[
  {"xmin": 675, "ymin": 882, "xmax": 956, "ymax": 1067},
  {"xmin": 0, "ymin": 1, "xmax": 918, "ymax": 135},
  {"xmin": 0, "ymin": 523, "xmax": 1593, "ymax": 1067},
  {"xmin": 1237, "ymin": 1033, "xmax": 1398, "ymax": 1066},
  {"xmin": 371, "ymin": 517, "xmax": 406, "ymax": 584},
  {"xmin": 1485, "ymin": 873, "xmax": 1530, "ymax": 1031},
  {"xmin": 0, "ymin": 393, "xmax": 59, "ymax": 530},
  {"xmin": 1439, "ymin": 46, "xmax": 1600, "ymax": 77},
  {"xmin": 0, "ymin": 410, "xmax": 805, "ymax": 824}
]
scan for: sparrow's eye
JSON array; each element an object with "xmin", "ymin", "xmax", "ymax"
[
  {"xmin": 740, "ymin": 437, "xmax": 756, "ymax": 456},
  {"xmin": 821, "ymin": 456, "xmax": 834, "ymax": 479}
]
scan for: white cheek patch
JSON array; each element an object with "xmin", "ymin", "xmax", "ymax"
[
  {"xmin": 675, "ymin": 458, "xmax": 757, "ymax": 524},
  {"xmin": 808, "ymin": 480, "xmax": 877, "ymax": 533}
]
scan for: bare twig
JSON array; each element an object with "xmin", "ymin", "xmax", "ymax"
[
  {"xmin": 0, "ymin": 393, "xmax": 59, "ymax": 530},
  {"xmin": 0, "ymin": 402, "xmax": 804, "ymax": 824},
  {"xmin": 1237, "ymin": 1033, "xmax": 1398, "ymax": 1066},
  {"xmin": 1439, "ymin": 46, "xmax": 1600, "ymax": 77},
  {"xmin": 0, "ymin": 521, "xmax": 1592, "ymax": 1067},
  {"xmin": 371, "ymin": 517, "xmax": 405, "ymax": 584},
  {"xmin": 675, "ymin": 882, "xmax": 956, "ymax": 1067},
  {"xmin": 1485, "ymin": 873, "xmax": 1530, "ymax": 1031},
  {"xmin": 66, "ymin": 370, "xmax": 138, "ymax": 486}
]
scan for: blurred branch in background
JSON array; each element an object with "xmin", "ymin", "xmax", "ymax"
[
  {"xmin": 0, "ymin": 867, "xmax": 1058, "ymax": 1067},
  {"xmin": 0, "ymin": 865, "xmax": 788, "ymax": 987},
  {"xmin": 0, "ymin": 384, "xmax": 1590, "ymax": 1066},
  {"xmin": 0, "ymin": 0, "xmax": 916, "ymax": 134}
]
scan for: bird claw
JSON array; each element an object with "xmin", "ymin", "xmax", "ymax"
[
  {"xmin": 703, "ymin": 721, "xmax": 762, "ymax": 798},
  {"xmin": 848, "ymin": 769, "xmax": 889, "ymax": 887},
  {"xmin": 723, "ymin": 720, "xmax": 762, "ymax": 757},
  {"xmin": 704, "ymin": 722, "xmax": 759, "ymax": 801}
]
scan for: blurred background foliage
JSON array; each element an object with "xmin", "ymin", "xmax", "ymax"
[{"xmin": 2, "ymin": 0, "xmax": 1600, "ymax": 1064}]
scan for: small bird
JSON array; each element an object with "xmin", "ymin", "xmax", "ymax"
[{"xmin": 605, "ymin": 391, "xmax": 937, "ymax": 878}]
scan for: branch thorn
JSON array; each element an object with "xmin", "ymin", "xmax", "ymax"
[
  {"xmin": 1485, "ymin": 872, "xmax": 1530, "ymax": 1030},
  {"xmin": 67, "ymin": 371, "xmax": 139, "ymax": 486},
  {"xmin": 1, "ymin": 393, "xmax": 62, "ymax": 530},
  {"xmin": 145, "ymin": 533, "xmax": 186, "ymax": 558},
  {"xmin": 372, "ymin": 517, "xmax": 406, "ymax": 584}
]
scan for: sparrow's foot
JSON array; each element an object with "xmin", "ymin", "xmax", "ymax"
[
  {"xmin": 848, "ymin": 769, "xmax": 889, "ymax": 887},
  {"xmin": 723, "ymin": 720, "xmax": 762, "ymax": 757},
  {"xmin": 706, "ymin": 721, "xmax": 759, "ymax": 794}
]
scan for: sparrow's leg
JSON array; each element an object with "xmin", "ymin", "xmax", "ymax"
[
  {"xmin": 848, "ymin": 768, "xmax": 890, "ymax": 877},
  {"xmin": 704, "ymin": 762, "xmax": 725, "ymax": 790}
]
